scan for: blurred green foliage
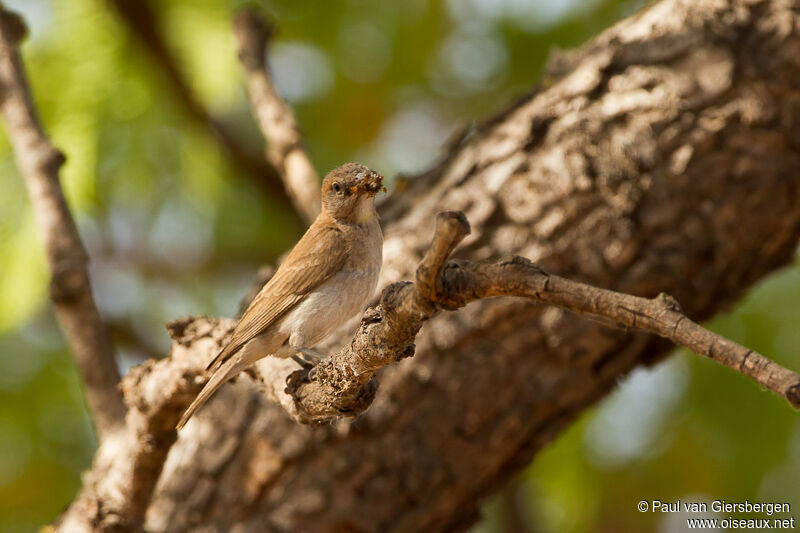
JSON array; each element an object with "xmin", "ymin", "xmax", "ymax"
[{"xmin": 0, "ymin": 0, "xmax": 796, "ymax": 531}]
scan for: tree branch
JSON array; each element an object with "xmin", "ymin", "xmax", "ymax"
[
  {"xmin": 233, "ymin": 9, "xmax": 321, "ymax": 224},
  {"xmin": 57, "ymin": 318, "xmax": 230, "ymax": 531},
  {"xmin": 0, "ymin": 5, "xmax": 125, "ymax": 438},
  {"xmin": 106, "ymin": 0, "xmax": 304, "ymax": 227},
  {"xmin": 281, "ymin": 212, "xmax": 800, "ymax": 422}
]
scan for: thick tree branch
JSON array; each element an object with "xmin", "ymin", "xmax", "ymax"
[
  {"xmin": 57, "ymin": 318, "xmax": 230, "ymax": 532},
  {"xmin": 106, "ymin": 0, "xmax": 304, "ymax": 227},
  {"xmin": 0, "ymin": 5, "xmax": 125, "ymax": 438},
  {"xmin": 234, "ymin": 9, "xmax": 321, "ymax": 224}
]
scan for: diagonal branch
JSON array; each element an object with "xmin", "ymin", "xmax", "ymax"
[
  {"xmin": 0, "ymin": 5, "xmax": 125, "ymax": 438},
  {"xmin": 233, "ymin": 9, "xmax": 321, "ymax": 224},
  {"xmin": 106, "ymin": 0, "xmax": 304, "ymax": 227},
  {"xmin": 283, "ymin": 211, "xmax": 800, "ymax": 422}
]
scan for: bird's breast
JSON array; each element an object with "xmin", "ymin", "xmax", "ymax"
[
  {"xmin": 279, "ymin": 265, "xmax": 379, "ymax": 347},
  {"xmin": 278, "ymin": 218, "xmax": 382, "ymax": 348}
]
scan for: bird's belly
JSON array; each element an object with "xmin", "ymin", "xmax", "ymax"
[{"xmin": 279, "ymin": 266, "xmax": 379, "ymax": 348}]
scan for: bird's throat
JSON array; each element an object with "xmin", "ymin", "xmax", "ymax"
[{"xmin": 354, "ymin": 198, "xmax": 376, "ymax": 223}]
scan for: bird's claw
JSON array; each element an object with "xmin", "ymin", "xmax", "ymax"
[{"xmin": 293, "ymin": 348, "xmax": 324, "ymax": 379}]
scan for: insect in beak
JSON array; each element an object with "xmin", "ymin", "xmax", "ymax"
[{"xmin": 352, "ymin": 171, "xmax": 385, "ymax": 196}]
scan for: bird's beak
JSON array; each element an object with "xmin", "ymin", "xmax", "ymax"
[{"xmin": 351, "ymin": 171, "xmax": 385, "ymax": 196}]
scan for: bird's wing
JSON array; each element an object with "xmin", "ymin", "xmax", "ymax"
[{"xmin": 208, "ymin": 222, "xmax": 347, "ymax": 370}]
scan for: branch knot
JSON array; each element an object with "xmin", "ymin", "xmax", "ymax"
[{"xmin": 656, "ymin": 292, "xmax": 683, "ymax": 313}]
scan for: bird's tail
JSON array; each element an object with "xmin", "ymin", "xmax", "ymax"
[{"xmin": 176, "ymin": 356, "xmax": 242, "ymax": 430}]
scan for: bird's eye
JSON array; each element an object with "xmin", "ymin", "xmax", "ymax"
[{"xmin": 332, "ymin": 182, "xmax": 342, "ymax": 194}]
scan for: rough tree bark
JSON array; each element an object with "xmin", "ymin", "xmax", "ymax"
[{"xmin": 57, "ymin": 0, "xmax": 800, "ymax": 531}]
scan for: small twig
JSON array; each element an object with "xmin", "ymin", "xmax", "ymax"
[
  {"xmin": 0, "ymin": 5, "xmax": 125, "ymax": 438},
  {"xmin": 106, "ymin": 0, "xmax": 303, "ymax": 227},
  {"xmin": 284, "ymin": 211, "xmax": 800, "ymax": 421},
  {"xmin": 234, "ymin": 9, "xmax": 321, "ymax": 224}
]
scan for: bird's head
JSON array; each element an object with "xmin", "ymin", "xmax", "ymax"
[{"xmin": 321, "ymin": 163, "xmax": 384, "ymax": 223}]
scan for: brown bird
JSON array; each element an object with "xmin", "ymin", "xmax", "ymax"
[{"xmin": 177, "ymin": 163, "xmax": 384, "ymax": 429}]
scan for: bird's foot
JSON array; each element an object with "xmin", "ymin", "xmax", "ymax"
[{"xmin": 293, "ymin": 348, "xmax": 324, "ymax": 379}]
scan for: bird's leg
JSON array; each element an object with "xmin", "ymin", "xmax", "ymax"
[
  {"xmin": 291, "ymin": 354, "xmax": 315, "ymax": 370},
  {"xmin": 297, "ymin": 347, "xmax": 324, "ymax": 363},
  {"xmin": 293, "ymin": 347, "xmax": 326, "ymax": 379}
]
